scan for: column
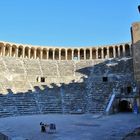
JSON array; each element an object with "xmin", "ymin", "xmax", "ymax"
[
  {"xmin": 52, "ymin": 49, "xmax": 55, "ymax": 60},
  {"xmin": 9, "ymin": 46, "xmax": 12, "ymax": 57},
  {"xmin": 34, "ymin": 49, "xmax": 36, "ymax": 59},
  {"xmin": 40, "ymin": 49, "xmax": 43, "ymax": 59},
  {"xmin": 3, "ymin": 46, "xmax": 5, "ymax": 56},
  {"xmin": 113, "ymin": 47, "xmax": 116, "ymax": 58},
  {"xmin": 123, "ymin": 45, "xmax": 125, "ymax": 57},
  {"xmin": 106, "ymin": 48, "xmax": 109, "ymax": 59},
  {"xmin": 96, "ymin": 49, "xmax": 98, "ymax": 59},
  {"xmin": 72, "ymin": 50, "xmax": 74, "ymax": 60},
  {"xmin": 101, "ymin": 48, "xmax": 103, "ymax": 59},
  {"xmin": 16, "ymin": 47, "xmax": 18, "ymax": 57},
  {"xmin": 90, "ymin": 48, "xmax": 92, "ymax": 60},
  {"xmin": 118, "ymin": 46, "xmax": 120, "ymax": 57},
  {"xmin": 53, "ymin": 49, "xmax": 55, "ymax": 60},
  {"xmin": 65, "ymin": 49, "xmax": 67, "ymax": 60},
  {"xmin": 59, "ymin": 49, "xmax": 61, "ymax": 60},
  {"xmin": 28, "ymin": 48, "xmax": 31, "ymax": 59},
  {"xmin": 22, "ymin": 47, "xmax": 24, "ymax": 58},
  {"xmin": 47, "ymin": 49, "xmax": 48, "ymax": 60},
  {"xmin": 78, "ymin": 49, "xmax": 80, "ymax": 60},
  {"xmin": 84, "ymin": 49, "xmax": 86, "ymax": 60}
]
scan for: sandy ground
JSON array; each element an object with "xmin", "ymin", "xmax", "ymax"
[{"xmin": 0, "ymin": 113, "xmax": 139, "ymax": 140}]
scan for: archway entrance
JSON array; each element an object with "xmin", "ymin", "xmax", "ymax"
[{"xmin": 118, "ymin": 100, "xmax": 132, "ymax": 112}]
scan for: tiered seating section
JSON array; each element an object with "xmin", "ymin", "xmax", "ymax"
[{"xmin": 0, "ymin": 56, "xmax": 133, "ymax": 117}]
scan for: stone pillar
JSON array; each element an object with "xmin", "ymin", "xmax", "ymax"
[
  {"xmin": 40, "ymin": 49, "xmax": 43, "ymax": 59},
  {"xmin": 34, "ymin": 49, "xmax": 36, "ymax": 59},
  {"xmin": 113, "ymin": 47, "xmax": 116, "ymax": 58},
  {"xmin": 123, "ymin": 45, "xmax": 125, "ymax": 57},
  {"xmin": 3, "ymin": 46, "xmax": 5, "ymax": 56},
  {"xmin": 66, "ymin": 49, "xmax": 68, "ymax": 60},
  {"xmin": 53, "ymin": 49, "xmax": 55, "ymax": 60},
  {"xmin": 106, "ymin": 48, "xmax": 109, "ymax": 59},
  {"xmin": 96, "ymin": 49, "xmax": 98, "ymax": 59},
  {"xmin": 16, "ymin": 47, "xmax": 18, "ymax": 57},
  {"xmin": 9, "ymin": 46, "xmax": 12, "ymax": 57},
  {"xmin": 16, "ymin": 48, "xmax": 18, "ymax": 57},
  {"xmin": 28, "ymin": 48, "xmax": 31, "ymax": 59},
  {"xmin": 84, "ymin": 49, "xmax": 86, "ymax": 60},
  {"xmin": 47, "ymin": 50, "xmax": 48, "ymax": 60},
  {"xmin": 90, "ymin": 48, "xmax": 92, "ymax": 60},
  {"xmin": 59, "ymin": 49, "xmax": 61, "ymax": 60},
  {"xmin": 22, "ymin": 49, "xmax": 24, "ymax": 58},
  {"xmin": 101, "ymin": 48, "xmax": 103, "ymax": 59},
  {"xmin": 78, "ymin": 49, "xmax": 80, "ymax": 60},
  {"xmin": 118, "ymin": 46, "xmax": 120, "ymax": 57},
  {"xmin": 72, "ymin": 50, "xmax": 74, "ymax": 60}
]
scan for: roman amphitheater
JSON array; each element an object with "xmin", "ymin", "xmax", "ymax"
[{"xmin": 0, "ymin": 20, "xmax": 139, "ymax": 119}]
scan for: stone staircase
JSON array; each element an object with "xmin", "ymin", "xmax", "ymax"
[
  {"xmin": 0, "ymin": 94, "xmax": 17, "ymax": 117},
  {"xmin": 62, "ymin": 83, "xmax": 86, "ymax": 114},
  {"xmin": 36, "ymin": 87, "xmax": 62, "ymax": 114},
  {"xmin": 14, "ymin": 93, "xmax": 40, "ymax": 115},
  {"xmin": 86, "ymin": 82, "xmax": 113, "ymax": 113}
]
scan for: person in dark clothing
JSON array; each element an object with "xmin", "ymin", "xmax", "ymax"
[{"xmin": 40, "ymin": 122, "xmax": 46, "ymax": 132}]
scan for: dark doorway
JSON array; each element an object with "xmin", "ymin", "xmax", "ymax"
[
  {"xmin": 127, "ymin": 86, "xmax": 132, "ymax": 94},
  {"xmin": 103, "ymin": 77, "xmax": 108, "ymax": 82},
  {"xmin": 119, "ymin": 100, "xmax": 132, "ymax": 112},
  {"xmin": 41, "ymin": 77, "xmax": 45, "ymax": 82}
]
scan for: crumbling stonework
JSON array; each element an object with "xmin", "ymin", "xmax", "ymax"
[{"xmin": 132, "ymin": 22, "xmax": 140, "ymax": 83}]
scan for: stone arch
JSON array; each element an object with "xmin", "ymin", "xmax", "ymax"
[
  {"xmin": 61, "ymin": 49, "xmax": 66, "ymax": 60},
  {"xmin": 115, "ymin": 46, "xmax": 118, "ymax": 57},
  {"xmin": 42, "ymin": 48, "xmax": 47, "ymax": 59},
  {"xmin": 30, "ymin": 47, "xmax": 35, "ymax": 59},
  {"xmin": 12, "ymin": 45, "xmax": 17, "ymax": 57},
  {"xmin": 120, "ymin": 45, "xmax": 123, "ymax": 57},
  {"xmin": 103, "ymin": 47, "xmax": 107, "ymax": 59},
  {"xmin": 74, "ymin": 49, "xmax": 78, "ymax": 60},
  {"xmin": 48, "ymin": 49, "xmax": 53, "ymax": 60},
  {"xmin": 54, "ymin": 48, "xmax": 59, "ymax": 60},
  {"xmin": 0, "ymin": 42, "xmax": 4, "ymax": 56},
  {"xmin": 67, "ymin": 49, "xmax": 72, "ymax": 60},
  {"xmin": 80, "ymin": 49, "xmax": 84, "ymax": 60},
  {"xmin": 125, "ymin": 44, "xmax": 130, "ymax": 56},
  {"xmin": 109, "ymin": 46, "xmax": 113, "ymax": 58},
  {"xmin": 5, "ymin": 44, "xmax": 10, "ymax": 56},
  {"xmin": 36, "ymin": 48, "xmax": 41, "ymax": 59},
  {"xmin": 92, "ymin": 48, "xmax": 96, "ymax": 59},
  {"xmin": 118, "ymin": 100, "xmax": 132, "ymax": 112},
  {"xmin": 86, "ymin": 49, "xmax": 90, "ymax": 59},
  {"xmin": 18, "ymin": 45, "xmax": 23, "ymax": 58},
  {"xmin": 24, "ymin": 47, "xmax": 29, "ymax": 58},
  {"xmin": 98, "ymin": 48, "xmax": 102, "ymax": 59}
]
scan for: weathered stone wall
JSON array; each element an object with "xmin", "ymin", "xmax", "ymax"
[
  {"xmin": 0, "ymin": 55, "xmax": 134, "ymax": 116},
  {"xmin": 131, "ymin": 22, "xmax": 140, "ymax": 83}
]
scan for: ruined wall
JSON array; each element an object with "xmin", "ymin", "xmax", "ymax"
[{"xmin": 131, "ymin": 22, "xmax": 140, "ymax": 83}]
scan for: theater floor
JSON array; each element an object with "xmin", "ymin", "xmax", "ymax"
[{"xmin": 0, "ymin": 113, "xmax": 139, "ymax": 140}]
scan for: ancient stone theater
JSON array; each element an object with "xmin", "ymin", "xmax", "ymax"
[{"xmin": 0, "ymin": 21, "xmax": 139, "ymax": 117}]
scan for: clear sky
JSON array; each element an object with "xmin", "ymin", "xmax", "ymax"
[{"xmin": 0, "ymin": 0, "xmax": 139, "ymax": 47}]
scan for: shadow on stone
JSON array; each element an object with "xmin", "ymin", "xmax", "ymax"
[{"xmin": 0, "ymin": 132, "xmax": 10, "ymax": 140}]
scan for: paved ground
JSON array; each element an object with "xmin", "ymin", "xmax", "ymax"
[{"xmin": 0, "ymin": 113, "xmax": 139, "ymax": 140}]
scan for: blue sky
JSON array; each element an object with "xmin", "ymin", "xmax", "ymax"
[{"xmin": 0, "ymin": 0, "xmax": 139, "ymax": 47}]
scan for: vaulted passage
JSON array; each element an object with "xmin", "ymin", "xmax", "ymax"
[{"xmin": 118, "ymin": 100, "xmax": 132, "ymax": 112}]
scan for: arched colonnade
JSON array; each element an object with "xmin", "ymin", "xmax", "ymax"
[{"xmin": 0, "ymin": 42, "xmax": 132, "ymax": 60}]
